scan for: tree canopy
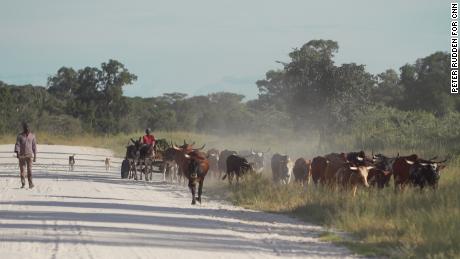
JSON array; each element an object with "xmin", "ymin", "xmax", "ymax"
[{"xmin": 0, "ymin": 42, "xmax": 456, "ymax": 140}]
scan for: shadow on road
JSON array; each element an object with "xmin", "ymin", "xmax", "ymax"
[{"xmin": 0, "ymin": 169, "xmax": 348, "ymax": 257}]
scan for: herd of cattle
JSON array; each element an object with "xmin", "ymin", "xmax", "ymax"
[
  {"xmin": 208, "ymin": 149, "xmax": 448, "ymax": 196},
  {"xmin": 124, "ymin": 139, "xmax": 449, "ymax": 205}
]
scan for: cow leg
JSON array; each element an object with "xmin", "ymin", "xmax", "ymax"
[
  {"xmin": 352, "ymin": 185, "xmax": 357, "ymax": 197},
  {"xmin": 172, "ymin": 167, "xmax": 175, "ymax": 183},
  {"xmin": 401, "ymin": 183, "xmax": 406, "ymax": 193},
  {"xmin": 165, "ymin": 164, "xmax": 170, "ymax": 182},
  {"xmin": 182, "ymin": 172, "xmax": 187, "ymax": 186},
  {"xmin": 197, "ymin": 179, "xmax": 204, "ymax": 204},
  {"xmin": 176, "ymin": 167, "xmax": 180, "ymax": 183},
  {"xmin": 189, "ymin": 179, "xmax": 197, "ymax": 205},
  {"xmin": 228, "ymin": 172, "xmax": 233, "ymax": 185}
]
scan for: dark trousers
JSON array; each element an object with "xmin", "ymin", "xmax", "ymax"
[{"xmin": 19, "ymin": 157, "xmax": 33, "ymax": 186}]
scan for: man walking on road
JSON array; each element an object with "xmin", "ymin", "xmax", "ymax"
[{"xmin": 14, "ymin": 122, "xmax": 37, "ymax": 189}]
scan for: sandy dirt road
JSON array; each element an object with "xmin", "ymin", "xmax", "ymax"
[{"xmin": 0, "ymin": 145, "xmax": 357, "ymax": 259}]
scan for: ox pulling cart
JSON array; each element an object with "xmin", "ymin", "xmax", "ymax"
[{"xmin": 123, "ymin": 138, "xmax": 170, "ymax": 181}]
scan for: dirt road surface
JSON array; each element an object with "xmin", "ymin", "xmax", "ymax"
[{"xmin": 0, "ymin": 145, "xmax": 357, "ymax": 259}]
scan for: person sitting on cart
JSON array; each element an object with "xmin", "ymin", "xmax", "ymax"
[{"xmin": 142, "ymin": 128, "xmax": 156, "ymax": 158}]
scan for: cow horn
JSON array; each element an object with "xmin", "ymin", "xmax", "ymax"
[
  {"xmin": 130, "ymin": 138, "xmax": 136, "ymax": 144},
  {"xmin": 172, "ymin": 144, "xmax": 181, "ymax": 151},
  {"xmin": 405, "ymin": 159, "xmax": 415, "ymax": 165},
  {"xmin": 183, "ymin": 139, "xmax": 187, "ymax": 145},
  {"xmin": 191, "ymin": 141, "xmax": 196, "ymax": 146},
  {"xmin": 349, "ymin": 166, "xmax": 358, "ymax": 170},
  {"xmin": 357, "ymin": 156, "xmax": 364, "ymax": 161},
  {"xmin": 429, "ymin": 156, "xmax": 438, "ymax": 161}
]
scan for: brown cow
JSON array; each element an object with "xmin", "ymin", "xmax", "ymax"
[
  {"xmin": 324, "ymin": 153, "xmax": 347, "ymax": 186},
  {"xmin": 392, "ymin": 154, "xmax": 418, "ymax": 192},
  {"xmin": 185, "ymin": 150, "xmax": 209, "ymax": 205},
  {"xmin": 293, "ymin": 158, "xmax": 311, "ymax": 186},
  {"xmin": 176, "ymin": 140, "xmax": 205, "ymax": 154},
  {"xmin": 335, "ymin": 164, "xmax": 373, "ymax": 196},
  {"xmin": 163, "ymin": 147, "xmax": 190, "ymax": 184},
  {"xmin": 167, "ymin": 142, "xmax": 209, "ymax": 205},
  {"xmin": 310, "ymin": 156, "xmax": 328, "ymax": 185}
]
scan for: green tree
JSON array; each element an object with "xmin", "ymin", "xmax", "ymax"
[
  {"xmin": 47, "ymin": 60, "xmax": 137, "ymax": 133},
  {"xmin": 257, "ymin": 39, "xmax": 375, "ymax": 146},
  {"xmin": 371, "ymin": 69, "xmax": 403, "ymax": 107},
  {"xmin": 400, "ymin": 52, "xmax": 456, "ymax": 115}
]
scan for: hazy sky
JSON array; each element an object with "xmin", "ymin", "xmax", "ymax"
[{"xmin": 0, "ymin": 0, "xmax": 450, "ymax": 99}]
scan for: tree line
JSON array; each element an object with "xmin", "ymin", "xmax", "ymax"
[{"xmin": 0, "ymin": 39, "xmax": 458, "ymax": 151}]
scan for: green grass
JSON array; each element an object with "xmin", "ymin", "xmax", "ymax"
[
  {"xmin": 1, "ymin": 130, "xmax": 459, "ymax": 258},
  {"xmin": 319, "ymin": 231, "xmax": 387, "ymax": 257},
  {"xmin": 228, "ymin": 160, "xmax": 460, "ymax": 258}
]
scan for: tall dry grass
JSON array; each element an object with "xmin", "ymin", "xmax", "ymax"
[
  {"xmin": 0, "ymin": 130, "xmax": 320, "ymax": 157},
  {"xmin": 229, "ymin": 157, "xmax": 460, "ymax": 258}
]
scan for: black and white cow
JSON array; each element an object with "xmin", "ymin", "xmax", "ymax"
[
  {"xmin": 407, "ymin": 159, "xmax": 447, "ymax": 190},
  {"xmin": 238, "ymin": 149, "xmax": 268, "ymax": 173}
]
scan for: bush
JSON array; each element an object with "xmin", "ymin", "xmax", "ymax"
[
  {"xmin": 329, "ymin": 106, "xmax": 460, "ymax": 157},
  {"xmin": 35, "ymin": 113, "xmax": 83, "ymax": 135}
]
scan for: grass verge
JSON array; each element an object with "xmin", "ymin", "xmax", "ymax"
[{"xmin": 227, "ymin": 160, "xmax": 460, "ymax": 258}]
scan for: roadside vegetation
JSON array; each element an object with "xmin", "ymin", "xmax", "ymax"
[{"xmin": 229, "ymin": 161, "xmax": 459, "ymax": 258}]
